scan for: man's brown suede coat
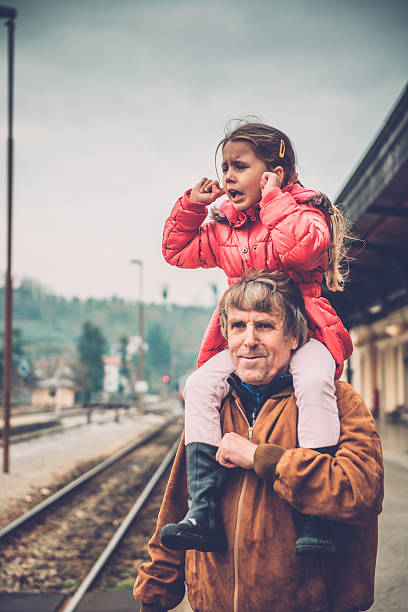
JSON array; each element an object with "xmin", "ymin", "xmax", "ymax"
[{"xmin": 134, "ymin": 381, "xmax": 384, "ymax": 612}]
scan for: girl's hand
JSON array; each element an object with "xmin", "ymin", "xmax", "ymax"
[
  {"xmin": 260, "ymin": 171, "xmax": 282, "ymax": 198},
  {"xmin": 190, "ymin": 178, "xmax": 225, "ymax": 205}
]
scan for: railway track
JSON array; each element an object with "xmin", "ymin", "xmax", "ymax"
[
  {"xmin": 0, "ymin": 419, "xmax": 183, "ymax": 610},
  {"xmin": 61, "ymin": 438, "xmax": 179, "ymax": 612},
  {"xmin": 0, "ymin": 418, "xmax": 175, "ymax": 541}
]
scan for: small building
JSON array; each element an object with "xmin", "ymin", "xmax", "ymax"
[{"xmin": 31, "ymin": 377, "xmax": 77, "ymax": 409}]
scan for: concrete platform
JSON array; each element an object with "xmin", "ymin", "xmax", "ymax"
[
  {"xmin": 75, "ymin": 589, "xmax": 140, "ymax": 611},
  {"xmin": 0, "ymin": 591, "xmax": 65, "ymax": 612},
  {"xmin": 0, "ymin": 590, "xmax": 193, "ymax": 611},
  {"xmin": 0, "ymin": 413, "xmax": 61, "ymax": 439},
  {"xmin": 74, "ymin": 590, "xmax": 192, "ymax": 611},
  {"xmin": 377, "ymin": 419, "xmax": 408, "ymax": 470}
]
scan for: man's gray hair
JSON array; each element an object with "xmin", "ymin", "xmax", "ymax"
[{"xmin": 219, "ymin": 270, "xmax": 308, "ymax": 346}]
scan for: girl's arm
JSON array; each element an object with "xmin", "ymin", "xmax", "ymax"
[
  {"xmin": 259, "ymin": 186, "xmax": 330, "ymax": 271},
  {"xmin": 162, "ymin": 187, "xmax": 223, "ymax": 270}
]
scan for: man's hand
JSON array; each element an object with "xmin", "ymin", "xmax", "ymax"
[
  {"xmin": 260, "ymin": 171, "xmax": 282, "ymax": 198},
  {"xmin": 216, "ymin": 432, "xmax": 257, "ymax": 469},
  {"xmin": 190, "ymin": 177, "xmax": 225, "ymax": 205}
]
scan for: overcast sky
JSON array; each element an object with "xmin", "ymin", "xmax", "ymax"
[{"xmin": 0, "ymin": 0, "xmax": 406, "ymax": 305}]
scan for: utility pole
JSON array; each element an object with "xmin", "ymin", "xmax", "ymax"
[{"xmin": 1, "ymin": 5, "xmax": 17, "ymax": 473}]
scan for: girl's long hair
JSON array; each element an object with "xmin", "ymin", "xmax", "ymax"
[
  {"xmin": 215, "ymin": 119, "xmax": 352, "ymax": 292},
  {"xmin": 300, "ymin": 192, "xmax": 352, "ymax": 291}
]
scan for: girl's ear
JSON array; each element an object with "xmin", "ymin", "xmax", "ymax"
[{"xmin": 272, "ymin": 165, "xmax": 285, "ymax": 185}]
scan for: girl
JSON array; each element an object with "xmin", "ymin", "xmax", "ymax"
[{"xmin": 160, "ymin": 122, "xmax": 353, "ymax": 555}]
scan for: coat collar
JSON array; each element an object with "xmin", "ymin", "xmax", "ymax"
[
  {"xmin": 216, "ymin": 183, "xmax": 317, "ymax": 228},
  {"xmin": 217, "ymin": 200, "xmax": 260, "ymax": 228}
]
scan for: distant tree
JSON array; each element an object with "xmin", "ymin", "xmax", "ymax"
[
  {"xmin": 0, "ymin": 327, "xmax": 36, "ymax": 391},
  {"xmin": 70, "ymin": 358, "xmax": 89, "ymax": 395},
  {"xmin": 77, "ymin": 321, "xmax": 106, "ymax": 400},
  {"xmin": 118, "ymin": 334, "xmax": 130, "ymax": 393},
  {"xmin": 146, "ymin": 323, "xmax": 170, "ymax": 375}
]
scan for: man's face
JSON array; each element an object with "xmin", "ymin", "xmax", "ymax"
[{"xmin": 227, "ymin": 307, "xmax": 299, "ymax": 385}]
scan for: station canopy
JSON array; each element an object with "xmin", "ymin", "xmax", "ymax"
[{"xmin": 326, "ymin": 83, "xmax": 408, "ymax": 329}]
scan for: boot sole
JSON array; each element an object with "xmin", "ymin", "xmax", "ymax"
[
  {"xmin": 161, "ymin": 528, "xmax": 227, "ymax": 552},
  {"xmin": 295, "ymin": 543, "xmax": 336, "ymax": 555}
]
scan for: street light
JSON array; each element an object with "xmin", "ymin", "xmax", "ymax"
[
  {"xmin": 1, "ymin": 5, "xmax": 17, "ymax": 473},
  {"xmin": 130, "ymin": 259, "xmax": 145, "ymax": 404}
]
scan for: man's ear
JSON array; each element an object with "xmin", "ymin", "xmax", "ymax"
[{"xmin": 290, "ymin": 336, "xmax": 300, "ymax": 352}]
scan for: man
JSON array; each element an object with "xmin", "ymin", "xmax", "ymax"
[{"xmin": 134, "ymin": 271, "xmax": 384, "ymax": 612}]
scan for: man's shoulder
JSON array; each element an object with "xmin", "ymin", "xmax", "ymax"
[
  {"xmin": 335, "ymin": 380, "xmax": 362, "ymax": 402},
  {"xmin": 335, "ymin": 380, "xmax": 373, "ymax": 419}
]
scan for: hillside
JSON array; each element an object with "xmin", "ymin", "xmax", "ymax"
[{"xmin": 0, "ymin": 279, "xmax": 214, "ymax": 388}]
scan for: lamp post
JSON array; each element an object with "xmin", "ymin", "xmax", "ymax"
[
  {"xmin": 1, "ymin": 5, "xmax": 17, "ymax": 473},
  {"xmin": 130, "ymin": 259, "xmax": 145, "ymax": 406}
]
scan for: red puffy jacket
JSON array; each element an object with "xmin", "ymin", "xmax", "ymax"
[{"xmin": 162, "ymin": 183, "xmax": 353, "ymax": 378}]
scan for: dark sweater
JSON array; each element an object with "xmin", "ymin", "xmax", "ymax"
[{"xmin": 228, "ymin": 370, "xmax": 292, "ymax": 428}]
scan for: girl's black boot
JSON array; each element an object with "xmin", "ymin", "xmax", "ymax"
[
  {"xmin": 295, "ymin": 445, "xmax": 338, "ymax": 555},
  {"xmin": 160, "ymin": 442, "xmax": 227, "ymax": 552}
]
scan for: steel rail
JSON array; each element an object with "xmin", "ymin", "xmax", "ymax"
[
  {"xmin": 0, "ymin": 419, "xmax": 174, "ymax": 540},
  {"xmin": 62, "ymin": 436, "xmax": 180, "ymax": 612}
]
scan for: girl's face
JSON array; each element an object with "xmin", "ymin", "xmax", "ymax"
[{"xmin": 221, "ymin": 140, "xmax": 268, "ymax": 211}]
